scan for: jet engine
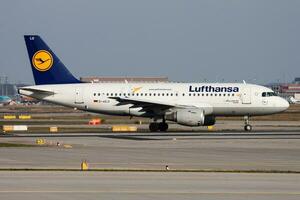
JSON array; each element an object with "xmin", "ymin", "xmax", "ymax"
[{"xmin": 165, "ymin": 109, "xmax": 215, "ymax": 126}]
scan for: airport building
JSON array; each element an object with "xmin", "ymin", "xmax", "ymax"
[
  {"xmin": 0, "ymin": 83, "xmax": 17, "ymax": 97},
  {"xmin": 268, "ymin": 77, "xmax": 300, "ymax": 100}
]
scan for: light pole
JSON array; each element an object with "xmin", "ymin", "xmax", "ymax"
[
  {"xmin": 5, "ymin": 76, "xmax": 8, "ymax": 96},
  {"xmin": 0, "ymin": 76, "xmax": 2, "ymax": 96}
]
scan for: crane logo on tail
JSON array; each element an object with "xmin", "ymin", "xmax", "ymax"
[{"xmin": 32, "ymin": 50, "xmax": 53, "ymax": 72}]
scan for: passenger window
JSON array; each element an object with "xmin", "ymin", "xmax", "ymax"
[
  {"xmin": 262, "ymin": 92, "xmax": 266, "ymax": 97},
  {"xmin": 206, "ymin": 94, "xmax": 209, "ymax": 96},
  {"xmin": 176, "ymin": 93, "xmax": 178, "ymax": 96},
  {"xmin": 215, "ymin": 94, "xmax": 217, "ymax": 96},
  {"xmin": 162, "ymin": 93, "xmax": 164, "ymax": 96},
  {"xmin": 189, "ymin": 94, "xmax": 191, "ymax": 96},
  {"xmin": 232, "ymin": 94, "xmax": 234, "ymax": 96},
  {"xmin": 140, "ymin": 93, "xmax": 143, "ymax": 96}
]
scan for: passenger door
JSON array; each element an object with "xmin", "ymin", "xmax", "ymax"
[
  {"xmin": 75, "ymin": 87, "xmax": 84, "ymax": 104},
  {"xmin": 241, "ymin": 87, "xmax": 251, "ymax": 104}
]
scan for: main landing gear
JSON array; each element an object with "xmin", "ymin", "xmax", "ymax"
[
  {"xmin": 149, "ymin": 119, "xmax": 169, "ymax": 132},
  {"xmin": 244, "ymin": 115, "xmax": 252, "ymax": 131}
]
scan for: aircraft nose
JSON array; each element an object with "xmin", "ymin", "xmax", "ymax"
[{"xmin": 279, "ymin": 98, "xmax": 290, "ymax": 111}]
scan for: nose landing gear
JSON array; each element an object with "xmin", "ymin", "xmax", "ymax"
[{"xmin": 244, "ymin": 115, "xmax": 252, "ymax": 131}]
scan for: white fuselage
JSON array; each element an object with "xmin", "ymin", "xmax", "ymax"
[{"xmin": 19, "ymin": 82, "xmax": 289, "ymax": 118}]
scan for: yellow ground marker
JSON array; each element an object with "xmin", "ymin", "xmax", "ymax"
[
  {"xmin": 81, "ymin": 160, "xmax": 89, "ymax": 171},
  {"xmin": 112, "ymin": 125, "xmax": 137, "ymax": 132},
  {"xmin": 3, "ymin": 115, "xmax": 16, "ymax": 120},
  {"xmin": 49, "ymin": 127, "xmax": 58, "ymax": 132},
  {"xmin": 36, "ymin": 139, "xmax": 46, "ymax": 145},
  {"xmin": 18, "ymin": 115, "xmax": 31, "ymax": 120}
]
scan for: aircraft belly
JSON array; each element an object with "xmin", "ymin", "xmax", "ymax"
[
  {"xmin": 213, "ymin": 106, "xmax": 281, "ymax": 116},
  {"xmin": 88, "ymin": 103, "xmax": 129, "ymax": 115}
]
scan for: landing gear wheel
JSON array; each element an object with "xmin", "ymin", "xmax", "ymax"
[
  {"xmin": 158, "ymin": 123, "xmax": 169, "ymax": 132},
  {"xmin": 243, "ymin": 115, "xmax": 252, "ymax": 132},
  {"xmin": 149, "ymin": 123, "xmax": 159, "ymax": 132},
  {"xmin": 244, "ymin": 124, "xmax": 252, "ymax": 131}
]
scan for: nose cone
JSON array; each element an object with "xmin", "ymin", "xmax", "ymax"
[{"xmin": 279, "ymin": 98, "xmax": 290, "ymax": 112}]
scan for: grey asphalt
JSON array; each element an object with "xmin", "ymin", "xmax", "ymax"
[
  {"xmin": 1, "ymin": 131, "xmax": 300, "ymax": 200},
  {"xmin": 1, "ymin": 132, "xmax": 300, "ymax": 170},
  {"xmin": 0, "ymin": 171, "xmax": 300, "ymax": 200}
]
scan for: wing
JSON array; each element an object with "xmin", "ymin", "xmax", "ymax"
[{"xmin": 109, "ymin": 96, "xmax": 196, "ymax": 116}]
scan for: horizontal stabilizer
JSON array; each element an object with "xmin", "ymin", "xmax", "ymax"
[{"xmin": 19, "ymin": 88, "xmax": 55, "ymax": 96}]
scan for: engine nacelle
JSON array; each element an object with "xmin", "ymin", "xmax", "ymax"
[{"xmin": 165, "ymin": 109, "xmax": 215, "ymax": 126}]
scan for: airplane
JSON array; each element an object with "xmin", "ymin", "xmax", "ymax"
[
  {"xmin": 19, "ymin": 35, "xmax": 290, "ymax": 132},
  {"xmin": 0, "ymin": 96, "xmax": 12, "ymax": 106},
  {"xmin": 289, "ymin": 97, "xmax": 300, "ymax": 104}
]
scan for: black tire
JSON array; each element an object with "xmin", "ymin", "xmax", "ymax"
[
  {"xmin": 159, "ymin": 123, "xmax": 169, "ymax": 132},
  {"xmin": 149, "ymin": 123, "xmax": 159, "ymax": 132},
  {"xmin": 244, "ymin": 125, "xmax": 252, "ymax": 131}
]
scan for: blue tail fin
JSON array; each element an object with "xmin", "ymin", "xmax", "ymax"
[{"xmin": 24, "ymin": 35, "xmax": 81, "ymax": 85}]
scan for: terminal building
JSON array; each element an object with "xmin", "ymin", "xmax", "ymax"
[{"xmin": 268, "ymin": 77, "xmax": 300, "ymax": 100}]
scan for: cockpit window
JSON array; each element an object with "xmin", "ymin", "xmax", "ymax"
[{"xmin": 262, "ymin": 92, "xmax": 277, "ymax": 97}]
